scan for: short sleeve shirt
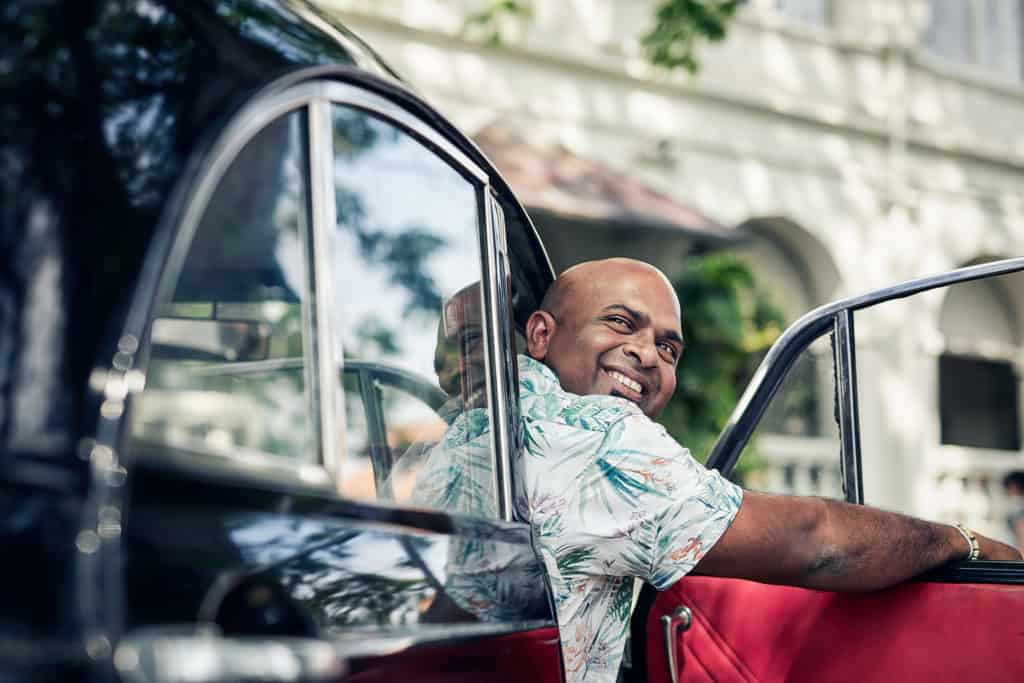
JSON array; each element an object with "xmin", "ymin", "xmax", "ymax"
[{"xmin": 514, "ymin": 355, "xmax": 743, "ymax": 683}]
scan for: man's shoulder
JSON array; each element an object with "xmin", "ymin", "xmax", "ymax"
[{"xmin": 517, "ymin": 355, "xmax": 644, "ymax": 433}]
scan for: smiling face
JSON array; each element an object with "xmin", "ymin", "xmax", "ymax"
[{"xmin": 525, "ymin": 259, "xmax": 684, "ymax": 418}]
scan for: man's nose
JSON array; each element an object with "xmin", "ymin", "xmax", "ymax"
[{"xmin": 623, "ymin": 334, "xmax": 658, "ymax": 367}]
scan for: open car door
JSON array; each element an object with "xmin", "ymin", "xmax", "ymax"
[{"xmin": 633, "ymin": 257, "xmax": 1024, "ymax": 682}]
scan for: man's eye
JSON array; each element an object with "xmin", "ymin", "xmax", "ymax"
[
  {"xmin": 658, "ymin": 342, "xmax": 679, "ymax": 361},
  {"xmin": 606, "ymin": 316, "xmax": 633, "ymax": 329}
]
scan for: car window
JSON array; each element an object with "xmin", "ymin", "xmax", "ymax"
[
  {"xmin": 729, "ymin": 343, "xmax": 843, "ymax": 499},
  {"xmin": 328, "ymin": 106, "xmax": 497, "ymax": 517},
  {"xmin": 856, "ymin": 270, "xmax": 1024, "ymax": 550},
  {"xmin": 130, "ymin": 111, "xmax": 319, "ymax": 463}
]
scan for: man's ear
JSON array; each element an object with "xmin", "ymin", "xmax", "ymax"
[{"xmin": 525, "ymin": 310, "xmax": 556, "ymax": 360}]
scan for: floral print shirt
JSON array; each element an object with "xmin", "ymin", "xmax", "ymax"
[
  {"xmin": 514, "ymin": 355, "xmax": 742, "ymax": 682},
  {"xmin": 406, "ymin": 355, "xmax": 742, "ymax": 683}
]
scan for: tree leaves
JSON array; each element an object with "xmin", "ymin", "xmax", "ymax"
[
  {"xmin": 656, "ymin": 254, "xmax": 783, "ymax": 478},
  {"xmin": 641, "ymin": 0, "xmax": 742, "ymax": 74},
  {"xmin": 463, "ymin": 0, "xmax": 740, "ymax": 75}
]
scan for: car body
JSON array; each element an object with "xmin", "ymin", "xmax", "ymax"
[{"xmin": 3, "ymin": 2, "xmax": 1024, "ymax": 682}]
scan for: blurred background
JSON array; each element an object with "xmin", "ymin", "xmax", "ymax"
[{"xmin": 314, "ymin": 0, "xmax": 1024, "ymax": 544}]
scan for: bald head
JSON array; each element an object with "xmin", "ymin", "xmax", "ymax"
[
  {"xmin": 526, "ymin": 258, "xmax": 684, "ymax": 417},
  {"xmin": 540, "ymin": 258, "xmax": 681, "ymax": 322}
]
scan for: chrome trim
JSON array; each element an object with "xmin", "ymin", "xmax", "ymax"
[
  {"xmin": 185, "ymin": 357, "xmax": 306, "ymax": 376},
  {"xmin": 491, "ymin": 195, "xmax": 521, "ymax": 520},
  {"xmin": 328, "ymin": 619, "xmax": 557, "ymax": 659},
  {"xmin": 833, "ymin": 310, "xmax": 864, "ymax": 504},
  {"xmin": 137, "ymin": 81, "xmax": 339, "ymax": 486},
  {"xmin": 130, "ymin": 438, "xmax": 334, "ymax": 490},
  {"xmin": 318, "ymin": 80, "xmax": 486, "ymax": 183},
  {"xmin": 115, "ymin": 631, "xmax": 346, "ymax": 683},
  {"xmin": 114, "ymin": 615, "xmax": 555, "ymax": 681},
  {"xmin": 707, "ymin": 256, "xmax": 1024, "ymax": 476},
  {"xmin": 660, "ymin": 605, "xmax": 692, "ymax": 683},
  {"xmin": 480, "ymin": 188, "xmax": 513, "ymax": 520},
  {"xmin": 298, "ymin": 109, "xmax": 324, "ymax": 472},
  {"xmin": 309, "ymin": 97, "xmax": 343, "ymax": 480}
]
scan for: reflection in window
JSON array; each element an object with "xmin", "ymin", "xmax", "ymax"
[
  {"xmin": 734, "ymin": 345, "xmax": 842, "ymax": 499},
  {"xmin": 329, "ymin": 107, "xmax": 495, "ymax": 517},
  {"xmin": 132, "ymin": 112, "xmax": 318, "ymax": 462},
  {"xmin": 757, "ymin": 350, "xmax": 828, "ymax": 437}
]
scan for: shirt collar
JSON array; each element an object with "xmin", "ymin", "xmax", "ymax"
[{"xmin": 516, "ymin": 353, "xmax": 562, "ymax": 392}]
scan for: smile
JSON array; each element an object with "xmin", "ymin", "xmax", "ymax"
[{"xmin": 608, "ymin": 370, "xmax": 643, "ymax": 395}]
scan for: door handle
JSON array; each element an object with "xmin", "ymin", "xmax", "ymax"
[
  {"xmin": 660, "ymin": 605, "xmax": 692, "ymax": 683},
  {"xmin": 114, "ymin": 629, "xmax": 347, "ymax": 683}
]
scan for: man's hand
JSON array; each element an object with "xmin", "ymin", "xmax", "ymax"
[{"xmin": 978, "ymin": 533, "xmax": 1022, "ymax": 561}]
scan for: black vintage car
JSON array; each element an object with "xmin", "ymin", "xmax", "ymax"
[{"xmin": 4, "ymin": 2, "xmax": 1024, "ymax": 682}]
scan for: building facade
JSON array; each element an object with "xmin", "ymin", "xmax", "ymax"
[{"xmin": 318, "ymin": 0, "xmax": 1024, "ymax": 542}]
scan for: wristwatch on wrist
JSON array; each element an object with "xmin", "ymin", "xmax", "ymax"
[{"xmin": 954, "ymin": 522, "xmax": 981, "ymax": 561}]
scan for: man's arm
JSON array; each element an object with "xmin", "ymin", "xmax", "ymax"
[{"xmin": 694, "ymin": 491, "xmax": 1022, "ymax": 592}]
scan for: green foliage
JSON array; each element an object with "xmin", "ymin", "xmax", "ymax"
[
  {"xmin": 464, "ymin": 0, "xmax": 534, "ymax": 47},
  {"xmin": 655, "ymin": 254, "xmax": 784, "ymax": 481},
  {"xmin": 463, "ymin": 0, "xmax": 740, "ymax": 74},
  {"xmin": 641, "ymin": 0, "xmax": 742, "ymax": 74}
]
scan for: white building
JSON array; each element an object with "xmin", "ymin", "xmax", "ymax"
[{"xmin": 318, "ymin": 0, "xmax": 1024, "ymax": 542}]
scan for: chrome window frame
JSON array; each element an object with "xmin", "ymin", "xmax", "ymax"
[
  {"xmin": 126, "ymin": 78, "xmax": 515, "ymax": 520},
  {"xmin": 132, "ymin": 85, "xmax": 332, "ymax": 490},
  {"xmin": 317, "ymin": 81, "xmax": 508, "ymax": 519},
  {"xmin": 708, "ymin": 256, "xmax": 1024, "ymax": 503}
]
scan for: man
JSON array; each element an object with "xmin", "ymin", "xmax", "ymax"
[{"xmin": 514, "ymin": 257, "xmax": 1020, "ymax": 682}]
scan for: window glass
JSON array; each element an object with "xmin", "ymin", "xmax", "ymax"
[
  {"xmin": 329, "ymin": 106, "xmax": 495, "ymax": 516},
  {"xmin": 131, "ymin": 112, "xmax": 318, "ymax": 462},
  {"xmin": 857, "ymin": 271, "xmax": 1024, "ymax": 547},
  {"xmin": 731, "ymin": 344, "xmax": 842, "ymax": 499},
  {"xmin": 759, "ymin": 346, "xmax": 832, "ymax": 438}
]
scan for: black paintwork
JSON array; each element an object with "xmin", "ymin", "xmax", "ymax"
[
  {"xmin": 1, "ymin": 1, "xmax": 556, "ymax": 681},
  {"xmin": 1, "ymin": 1, "xmax": 366, "ymax": 664}
]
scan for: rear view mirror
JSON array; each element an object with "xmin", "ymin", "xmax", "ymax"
[{"xmin": 150, "ymin": 317, "xmax": 272, "ymax": 362}]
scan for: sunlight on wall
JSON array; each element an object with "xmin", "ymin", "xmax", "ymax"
[{"xmin": 760, "ymin": 32, "xmax": 805, "ymax": 93}]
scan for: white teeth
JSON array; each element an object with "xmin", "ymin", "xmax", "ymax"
[{"xmin": 609, "ymin": 371, "xmax": 643, "ymax": 394}]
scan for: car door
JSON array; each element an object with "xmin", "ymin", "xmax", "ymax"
[
  {"xmin": 109, "ymin": 73, "xmax": 562, "ymax": 682},
  {"xmin": 635, "ymin": 258, "xmax": 1024, "ymax": 682}
]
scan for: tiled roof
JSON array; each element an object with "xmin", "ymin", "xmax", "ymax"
[{"xmin": 473, "ymin": 123, "xmax": 736, "ymax": 241}]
